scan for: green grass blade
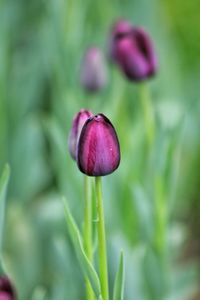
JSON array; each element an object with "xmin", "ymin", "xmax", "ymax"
[
  {"xmin": 113, "ymin": 251, "xmax": 125, "ymax": 300},
  {"xmin": 62, "ymin": 197, "xmax": 102, "ymax": 298},
  {"xmin": 0, "ymin": 164, "xmax": 10, "ymax": 255}
]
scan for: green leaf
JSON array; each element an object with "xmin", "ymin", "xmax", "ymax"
[
  {"xmin": 113, "ymin": 251, "xmax": 125, "ymax": 300},
  {"xmin": 0, "ymin": 164, "xmax": 10, "ymax": 254},
  {"xmin": 62, "ymin": 197, "xmax": 102, "ymax": 298}
]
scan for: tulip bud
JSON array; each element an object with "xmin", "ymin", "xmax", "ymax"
[
  {"xmin": 108, "ymin": 19, "xmax": 133, "ymax": 61},
  {"xmin": 77, "ymin": 114, "xmax": 120, "ymax": 176},
  {"xmin": 80, "ymin": 47, "xmax": 108, "ymax": 93},
  {"xmin": 0, "ymin": 276, "xmax": 16, "ymax": 300},
  {"xmin": 114, "ymin": 27, "xmax": 158, "ymax": 81},
  {"xmin": 68, "ymin": 109, "xmax": 93, "ymax": 160}
]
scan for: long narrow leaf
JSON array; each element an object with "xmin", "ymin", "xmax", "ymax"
[
  {"xmin": 0, "ymin": 164, "xmax": 10, "ymax": 254},
  {"xmin": 113, "ymin": 251, "xmax": 125, "ymax": 300},
  {"xmin": 62, "ymin": 197, "xmax": 102, "ymax": 298}
]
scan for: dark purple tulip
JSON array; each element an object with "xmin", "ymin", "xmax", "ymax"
[
  {"xmin": 0, "ymin": 292, "xmax": 12, "ymax": 300},
  {"xmin": 77, "ymin": 114, "xmax": 120, "ymax": 176},
  {"xmin": 114, "ymin": 27, "xmax": 158, "ymax": 81},
  {"xmin": 68, "ymin": 109, "xmax": 93, "ymax": 160},
  {"xmin": 0, "ymin": 276, "xmax": 16, "ymax": 300},
  {"xmin": 108, "ymin": 19, "xmax": 133, "ymax": 61},
  {"xmin": 80, "ymin": 47, "xmax": 108, "ymax": 93}
]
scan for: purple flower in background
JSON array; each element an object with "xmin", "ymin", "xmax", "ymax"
[
  {"xmin": 108, "ymin": 19, "xmax": 133, "ymax": 61},
  {"xmin": 0, "ymin": 292, "xmax": 12, "ymax": 300},
  {"xmin": 114, "ymin": 26, "xmax": 158, "ymax": 81},
  {"xmin": 68, "ymin": 109, "xmax": 93, "ymax": 160},
  {"xmin": 80, "ymin": 47, "xmax": 108, "ymax": 93},
  {"xmin": 0, "ymin": 276, "xmax": 16, "ymax": 300},
  {"xmin": 77, "ymin": 114, "xmax": 120, "ymax": 176}
]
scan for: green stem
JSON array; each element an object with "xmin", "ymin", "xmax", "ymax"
[
  {"xmin": 140, "ymin": 82, "xmax": 155, "ymax": 148},
  {"xmin": 0, "ymin": 184, "xmax": 6, "ymax": 273},
  {"xmin": 95, "ymin": 177, "xmax": 109, "ymax": 300},
  {"xmin": 83, "ymin": 176, "xmax": 95, "ymax": 300},
  {"xmin": 0, "ymin": 249, "xmax": 3, "ymax": 274},
  {"xmin": 154, "ymin": 175, "xmax": 168, "ymax": 297},
  {"xmin": 154, "ymin": 175, "xmax": 167, "ymax": 255}
]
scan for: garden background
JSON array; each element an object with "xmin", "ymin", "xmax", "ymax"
[{"xmin": 0, "ymin": 0, "xmax": 200, "ymax": 299}]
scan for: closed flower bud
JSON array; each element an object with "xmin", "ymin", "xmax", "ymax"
[
  {"xmin": 108, "ymin": 19, "xmax": 133, "ymax": 61},
  {"xmin": 0, "ymin": 276, "xmax": 16, "ymax": 300},
  {"xmin": 68, "ymin": 109, "xmax": 93, "ymax": 160},
  {"xmin": 80, "ymin": 47, "xmax": 108, "ymax": 93},
  {"xmin": 77, "ymin": 114, "xmax": 120, "ymax": 176},
  {"xmin": 114, "ymin": 27, "xmax": 158, "ymax": 81}
]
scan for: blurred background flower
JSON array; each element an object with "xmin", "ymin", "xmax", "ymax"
[
  {"xmin": 0, "ymin": 0, "xmax": 200, "ymax": 299},
  {"xmin": 0, "ymin": 276, "xmax": 16, "ymax": 300},
  {"xmin": 112, "ymin": 26, "xmax": 157, "ymax": 81},
  {"xmin": 80, "ymin": 47, "xmax": 108, "ymax": 93}
]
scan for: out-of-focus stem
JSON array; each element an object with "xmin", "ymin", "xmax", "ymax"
[
  {"xmin": 154, "ymin": 175, "xmax": 167, "ymax": 255},
  {"xmin": 154, "ymin": 175, "xmax": 168, "ymax": 298},
  {"xmin": 95, "ymin": 177, "xmax": 109, "ymax": 300},
  {"xmin": 140, "ymin": 82, "xmax": 155, "ymax": 148},
  {"xmin": 83, "ymin": 176, "xmax": 95, "ymax": 300},
  {"xmin": 140, "ymin": 83, "xmax": 168, "ymax": 296},
  {"xmin": 0, "ymin": 258, "xmax": 4, "ymax": 274}
]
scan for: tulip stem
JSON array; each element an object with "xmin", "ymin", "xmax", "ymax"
[
  {"xmin": 154, "ymin": 174, "xmax": 168, "ymax": 297},
  {"xmin": 83, "ymin": 175, "xmax": 95, "ymax": 300},
  {"xmin": 95, "ymin": 176, "xmax": 109, "ymax": 300},
  {"xmin": 0, "ymin": 256, "xmax": 4, "ymax": 275},
  {"xmin": 140, "ymin": 82, "xmax": 155, "ymax": 148}
]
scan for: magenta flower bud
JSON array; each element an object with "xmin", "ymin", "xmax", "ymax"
[
  {"xmin": 0, "ymin": 276, "xmax": 16, "ymax": 300},
  {"xmin": 77, "ymin": 114, "xmax": 120, "ymax": 176},
  {"xmin": 108, "ymin": 19, "xmax": 133, "ymax": 61},
  {"xmin": 114, "ymin": 27, "xmax": 158, "ymax": 81},
  {"xmin": 68, "ymin": 109, "xmax": 93, "ymax": 160},
  {"xmin": 80, "ymin": 47, "xmax": 108, "ymax": 93}
]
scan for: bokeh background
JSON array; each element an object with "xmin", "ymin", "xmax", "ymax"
[{"xmin": 0, "ymin": 0, "xmax": 200, "ymax": 299}]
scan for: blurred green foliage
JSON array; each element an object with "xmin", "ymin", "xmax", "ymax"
[{"xmin": 0, "ymin": 0, "xmax": 200, "ymax": 299}]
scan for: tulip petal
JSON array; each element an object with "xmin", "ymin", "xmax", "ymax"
[
  {"xmin": 133, "ymin": 27, "xmax": 158, "ymax": 77},
  {"xmin": 109, "ymin": 19, "xmax": 133, "ymax": 61},
  {"xmin": 0, "ymin": 292, "xmax": 13, "ymax": 300},
  {"xmin": 68, "ymin": 109, "xmax": 93, "ymax": 160},
  {"xmin": 116, "ymin": 37, "xmax": 149, "ymax": 81}
]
